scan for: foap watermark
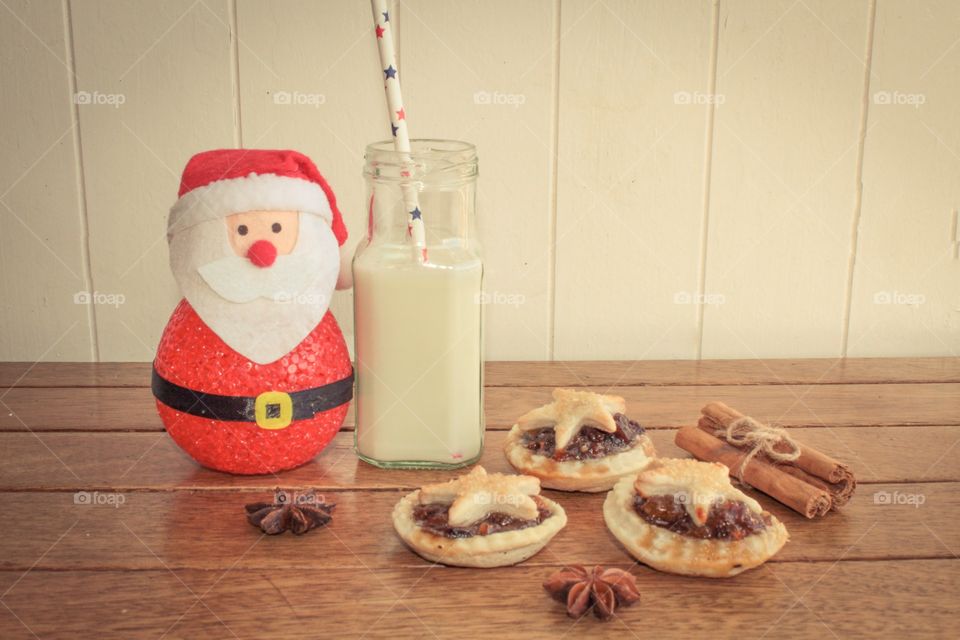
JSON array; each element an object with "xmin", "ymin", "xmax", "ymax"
[
  {"xmin": 673, "ymin": 291, "xmax": 726, "ymax": 306},
  {"xmin": 672, "ymin": 491, "xmax": 725, "ymax": 508},
  {"xmin": 73, "ymin": 291, "xmax": 126, "ymax": 308},
  {"xmin": 473, "ymin": 90, "xmax": 526, "ymax": 108},
  {"xmin": 74, "ymin": 491, "xmax": 126, "ymax": 508},
  {"xmin": 475, "ymin": 291, "xmax": 526, "ymax": 308},
  {"xmin": 473, "ymin": 493, "xmax": 526, "ymax": 507},
  {"xmin": 272, "ymin": 90, "xmax": 326, "ymax": 108},
  {"xmin": 73, "ymin": 90, "xmax": 126, "ymax": 108},
  {"xmin": 274, "ymin": 490, "xmax": 327, "ymax": 506},
  {"xmin": 873, "ymin": 90, "xmax": 926, "ymax": 109},
  {"xmin": 873, "ymin": 290, "xmax": 926, "ymax": 306},
  {"xmin": 673, "ymin": 90, "xmax": 725, "ymax": 106},
  {"xmin": 873, "ymin": 490, "xmax": 925, "ymax": 508},
  {"xmin": 273, "ymin": 291, "xmax": 329, "ymax": 306}
]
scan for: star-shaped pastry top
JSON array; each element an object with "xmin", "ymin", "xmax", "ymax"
[
  {"xmin": 418, "ymin": 466, "xmax": 541, "ymax": 527},
  {"xmin": 634, "ymin": 459, "xmax": 763, "ymax": 526},
  {"xmin": 516, "ymin": 388, "xmax": 626, "ymax": 451}
]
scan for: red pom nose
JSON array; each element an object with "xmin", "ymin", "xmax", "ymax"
[{"xmin": 247, "ymin": 240, "xmax": 277, "ymax": 268}]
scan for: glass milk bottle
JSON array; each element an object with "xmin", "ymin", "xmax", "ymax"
[{"xmin": 353, "ymin": 139, "xmax": 484, "ymax": 468}]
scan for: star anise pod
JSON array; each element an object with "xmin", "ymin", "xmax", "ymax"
[
  {"xmin": 543, "ymin": 565, "xmax": 640, "ymax": 620},
  {"xmin": 245, "ymin": 489, "xmax": 335, "ymax": 535}
]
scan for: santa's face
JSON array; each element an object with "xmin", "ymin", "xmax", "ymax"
[
  {"xmin": 169, "ymin": 210, "xmax": 340, "ymax": 364},
  {"xmin": 226, "ymin": 210, "xmax": 299, "ymax": 259}
]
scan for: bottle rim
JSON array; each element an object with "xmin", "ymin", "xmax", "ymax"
[{"xmin": 364, "ymin": 139, "xmax": 477, "ymax": 183}]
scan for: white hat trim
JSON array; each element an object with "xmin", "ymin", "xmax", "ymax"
[{"xmin": 168, "ymin": 173, "xmax": 332, "ymax": 236}]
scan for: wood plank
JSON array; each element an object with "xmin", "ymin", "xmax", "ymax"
[
  {"xmin": 3, "ymin": 382, "xmax": 958, "ymax": 431},
  {"xmin": 0, "ymin": 481, "xmax": 954, "ymax": 572},
  {"xmin": 554, "ymin": 0, "xmax": 714, "ymax": 360},
  {"xmin": 70, "ymin": 0, "xmax": 236, "ymax": 360},
  {"xmin": 4, "ymin": 357, "xmax": 959, "ymax": 388},
  {"xmin": 701, "ymin": 0, "xmax": 871, "ymax": 357},
  {"xmin": 0, "ymin": 426, "xmax": 955, "ymax": 491},
  {"xmin": 0, "ymin": 362, "xmax": 151, "ymax": 387},
  {"xmin": 847, "ymin": 0, "xmax": 960, "ymax": 357},
  {"xmin": 0, "ymin": 561, "xmax": 957, "ymax": 639},
  {"xmin": 476, "ymin": 382, "xmax": 960, "ymax": 428},
  {"xmin": 0, "ymin": 387, "xmax": 160, "ymax": 430},
  {"xmin": 0, "ymin": 0, "xmax": 94, "ymax": 361},
  {"xmin": 486, "ymin": 357, "xmax": 960, "ymax": 387}
]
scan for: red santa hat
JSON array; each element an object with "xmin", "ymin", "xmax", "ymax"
[{"xmin": 168, "ymin": 149, "xmax": 348, "ymax": 245}]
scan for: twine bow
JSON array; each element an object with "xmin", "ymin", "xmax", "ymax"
[{"xmin": 721, "ymin": 416, "xmax": 801, "ymax": 478}]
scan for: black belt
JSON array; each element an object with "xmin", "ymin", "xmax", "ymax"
[{"xmin": 152, "ymin": 366, "xmax": 353, "ymax": 430}]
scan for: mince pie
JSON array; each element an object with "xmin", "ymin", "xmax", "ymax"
[
  {"xmin": 504, "ymin": 388, "xmax": 656, "ymax": 492},
  {"xmin": 603, "ymin": 458, "xmax": 789, "ymax": 577},
  {"xmin": 392, "ymin": 466, "xmax": 567, "ymax": 567}
]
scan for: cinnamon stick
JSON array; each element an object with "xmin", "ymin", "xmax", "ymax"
[
  {"xmin": 772, "ymin": 460, "xmax": 855, "ymax": 507},
  {"xmin": 675, "ymin": 426, "xmax": 831, "ymax": 518},
  {"xmin": 698, "ymin": 401, "xmax": 856, "ymax": 509}
]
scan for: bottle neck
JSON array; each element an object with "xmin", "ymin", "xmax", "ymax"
[{"xmin": 363, "ymin": 139, "xmax": 478, "ymax": 250}]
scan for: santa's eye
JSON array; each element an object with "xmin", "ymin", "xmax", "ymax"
[
  {"xmin": 272, "ymin": 223, "xmax": 282, "ymax": 233},
  {"xmin": 237, "ymin": 225, "xmax": 249, "ymax": 236}
]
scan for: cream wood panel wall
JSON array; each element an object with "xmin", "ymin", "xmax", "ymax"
[
  {"xmin": 70, "ymin": 0, "xmax": 237, "ymax": 360},
  {"xmin": 235, "ymin": 0, "xmax": 391, "ymax": 358},
  {"xmin": 0, "ymin": 0, "xmax": 94, "ymax": 360},
  {"xmin": 554, "ymin": 0, "xmax": 715, "ymax": 360},
  {"xmin": 1, "ymin": 0, "xmax": 957, "ymax": 362},
  {"xmin": 700, "ymin": 0, "xmax": 872, "ymax": 359},
  {"xmin": 847, "ymin": 0, "xmax": 960, "ymax": 357},
  {"xmin": 400, "ymin": 0, "xmax": 557, "ymax": 360}
]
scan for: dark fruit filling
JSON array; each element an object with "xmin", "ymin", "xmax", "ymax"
[
  {"xmin": 633, "ymin": 494, "xmax": 771, "ymax": 541},
  {"xmin": 522, "ymin": 413, "xmax": 644, "ymax": 461},
  {"xmin": 412, "ymin": 495, "xmax": 551, "ymax": 538}
]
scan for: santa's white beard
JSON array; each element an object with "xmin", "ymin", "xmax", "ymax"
[
  {"xmin": 198, "ymin": 253, "xmax": 327, "ymax": 304},
  {"xmin": 169, "ymin": 215, "xmax": 341, "ymax": 364}
]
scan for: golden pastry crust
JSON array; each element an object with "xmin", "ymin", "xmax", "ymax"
[
  {"xmin": 515, "ymin": 388, "xmax": 626, "ymax": 451},
  {"xmin": 603, "ymin": 474, "xmax": 788, "ymax": 578},
  {"xmin": 503, "ymin": 424, "xmax": 657, "ymax": 492},
  {"xmin": 419, "ymin": 465, "xmax": 541, "ymax": 525},
  {"xmin": 392, "ymin": 490, "xmax": 567, "ymax": 568}
]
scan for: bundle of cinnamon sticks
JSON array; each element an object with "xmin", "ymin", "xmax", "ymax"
[{"xmin": 675, "ymin": 401, "xmax": 856, "ymax": 518}]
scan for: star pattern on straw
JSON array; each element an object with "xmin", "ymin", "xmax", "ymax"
[{"xmin": 372, "ymin": 0, "xmax": 427, "ymax": 262}]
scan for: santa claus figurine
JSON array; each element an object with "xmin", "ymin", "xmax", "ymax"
[{"xmin": 152, "ymin": 149, "xmax": 354, "ymax": 474}]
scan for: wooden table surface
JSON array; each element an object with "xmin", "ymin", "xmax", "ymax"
[{"xmin": 0, "ymin": 358, "xmax": 958, "ymax": 639}]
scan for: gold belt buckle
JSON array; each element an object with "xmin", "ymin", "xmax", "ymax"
[{"xmin": 254, "ymin": 391, "xmax": 293, "ymax": 430}]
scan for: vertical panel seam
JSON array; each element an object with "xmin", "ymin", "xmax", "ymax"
[
  {"xmin": 229, "ymin": 0, "xmax": 242, "ymax": 146},
  {"xmin": 695, "ymin": 0, "xmax": 721, "ymax": 360},
  {"xmin": 63, "ymin": 0, "xmax": 100, "ymax": 361},
  {"xmin": 840, "ymin": 0, "xmax": 877, "ymax": 357},
  {"xmin": 547, "ymin": 0, "xmax": 561, "ymax": 361}
]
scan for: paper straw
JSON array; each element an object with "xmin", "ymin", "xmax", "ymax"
[{"xmin": 371, "ymin": 0, "xmax": 427, "ymax": 262}]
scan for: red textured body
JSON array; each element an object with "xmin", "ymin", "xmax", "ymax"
[{"xmin": 154, "ymin": 300, "xmax": 352, "ymax": 474}]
